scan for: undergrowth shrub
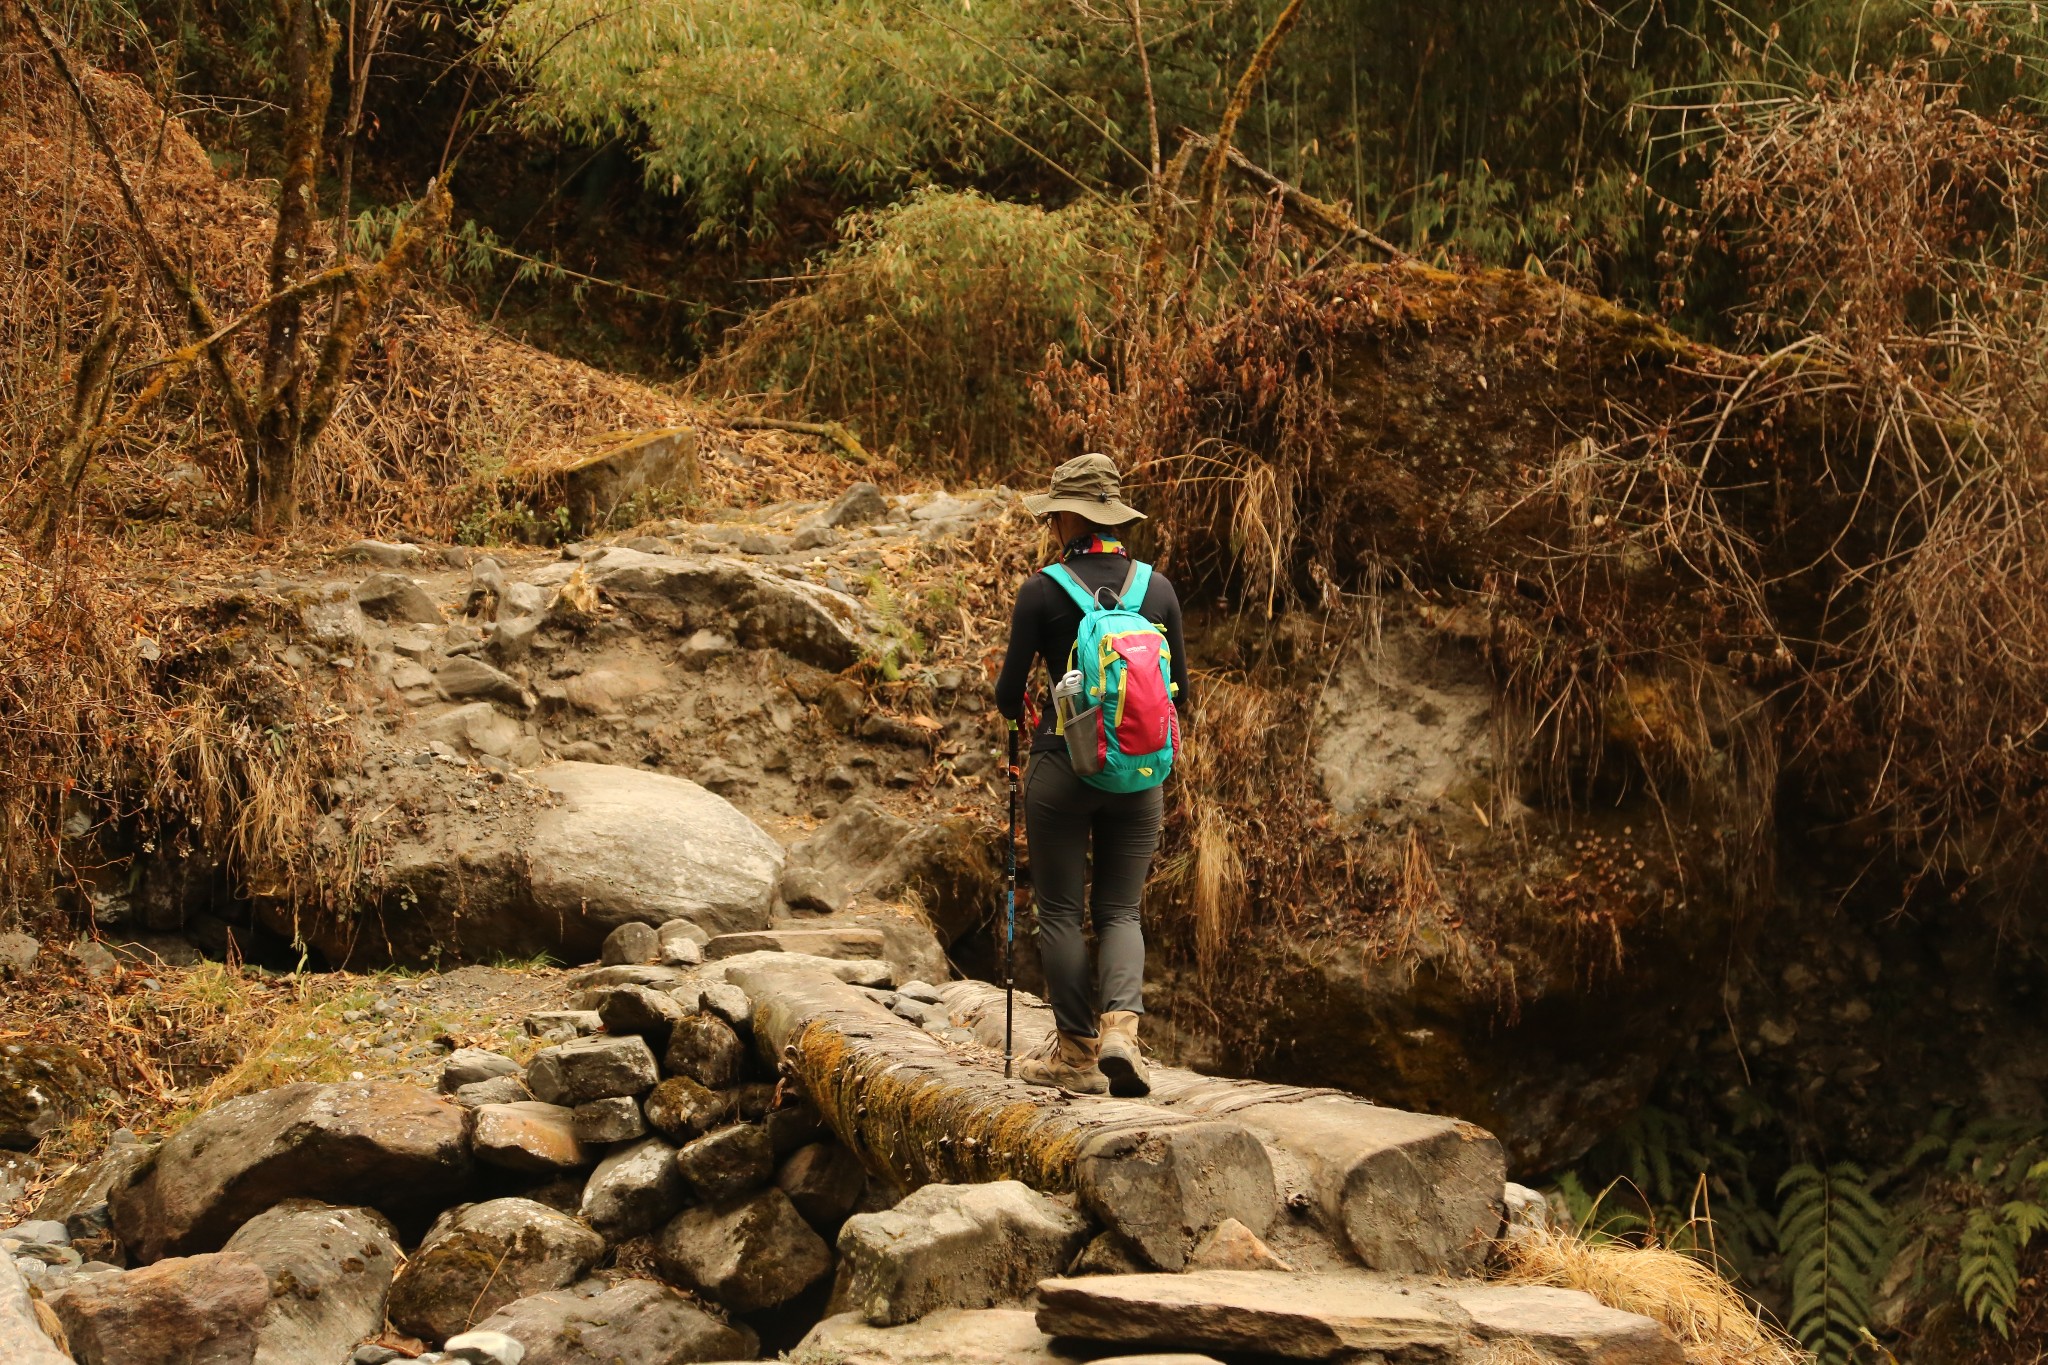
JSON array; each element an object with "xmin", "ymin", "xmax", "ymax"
[{"xmin": 700, "ymin": 189, "xmax": 1142, "ymax": 475}]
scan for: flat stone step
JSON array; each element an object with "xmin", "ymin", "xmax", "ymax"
[
  {"xmin": 1452, "ymin": 1284, "xmax": 1683, "ymax": 1364},
  {"xmin": 1034, "ymin": 1270, "xmax": 1458, "ymax": 1360},
  {"xmin": 705, "ymin": 926, "xmax": 887, "ymax": 961},
  {"xmin": 792, "ymin": 1308, "xmax": 1088, "ymax": 1364}
]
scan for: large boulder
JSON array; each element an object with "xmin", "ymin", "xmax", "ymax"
[
  {"xmin": 834, "ymin": 1182, "xmax": 1092, "ymax": 1327},
  {"xmin": 51, "ymin": 1252, "xmax": 270, "ymax": 1365},
  {"xmin": 529, "ymin": 763, "xmax": 784, "ymax": 942},
  {"xmin": 280, "ymin": 761, "xmax": 782, "ymax": 968},
  {"xmin": 387, "ymin": 1198, "xmax": 605, "ymax": 1342},
  {"xmin": 582, "ymin": 547, "xmax": 870, "ymax": 670},
  {"xmin": 475, "ymin": 1275, "xmax": 758, "ymax": 1365},
  {"xmin": 111, "ymin": 1083, "xmax": 471, "ymax": 1261},
  {"xmin": 221, "ymin": 1201, "xmax": 401, "ymax": 1365},
  {"xmin": 656, "ymin": 1187, "xmax": 832, "ymax": 1313}
]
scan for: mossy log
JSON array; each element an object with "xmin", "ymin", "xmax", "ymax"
[
  {"xmin": 728, "ymin": 961, "xmax": 1277, "ymax": 1270},
  {"xmin": 936, "ymin": 981, "xmax": 1506, "ymax": 1276}
]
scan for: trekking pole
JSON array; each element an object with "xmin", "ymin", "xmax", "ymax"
[{"xmin": 1003, "ymin": 720, "xmax": 1020, "ymax": 1078}]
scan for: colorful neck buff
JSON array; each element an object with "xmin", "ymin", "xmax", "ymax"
[{"xmin": 1062, "ymin": 531, "xmax": 1128, "ymax": 560}]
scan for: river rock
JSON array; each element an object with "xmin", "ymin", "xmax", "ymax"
[
  {"xmin": 643, "ymin": 1077, "xmax": 728, "ymax": 1141},
  {"xmin": 524, "ymin": 1010, "xmax": 604, "ymax": 1040},
  {"xmin": 0, "ymin": 1042, "xmax": 102, "ymax": 1150},
  {"xmin": 299, "ymin": 582, "xmax": 368, "ymax": 650},
  {"xmin": 222, "ymin": 1201, "xmax": 401, "ymax": 1365},
  {"xmin": 1451, "ymin": 1284, "xmax": 1683, "ymax": 1365},
  {"xmin": 1034, "ymin": 1271, "xmax": 1459, "ymax": 1360},
  {"xmin": 675, "ymin": 1124, "xmax": 774, "ymax": 1202},
  {"xmin": 793, "ymin": 1309, "xmax": 1087, "ymax": 1364},
  {"xmin": 31, "ymin": 1137, "xmax": 155, "ymax": 1238},
  {"xmin": 835, "ymin": 1181, "xmax": 1091, "ymax": 1327},
  {"xmin": 436, "ymin": 656, "xmax": 528, "ymax": 707},
  {"xmin": 697, "ymin": 981, "xmax": 753, "ymax": 1034},
  {"xmin": 442, "ymin": 1049, "xmax": 523, "ymax": 1093},
  {"xmin": 656, "ymin": 1187, "xmax": 832, "ymax": 1313},
  {"xmin": 473, "ymin": 1102, "xmax": 589, "ymax": 1173},
  {"xmin": 420, "ymin": 703, "xmax": 535, "ymax": 763},
  {"xmin": 526, "ymin": 1036, "xmax": 660, "ymax": 1107},
  {"xmin": 388, "ymin": 1199, "xmax": 605, "ymax": 1342},
  {"xmin": 443, "ymin": 1328, "xmax": 526, "ymax": 1364},
  {"xmin": 455, "ymin": 1076, "xmax": 531, "ymax": 1108},
  {"xmin": 664, "ymin": 1013, "xmax": 745, "ymax": 1089},
  {"xmin": 600, "ymin": 922, "xmax": 660, "ymax": 966},
  {"xmin": 1187, "ymin": 1218, "xmax": 1292, "ymax": 1272},
  {"xmin": 354, "ymin": 573, "xmax": 442, "ymax": 624},
  {"xmin": 53, "ymin": 1251, "xmax": 269, "ymax": 1365},
  {"xmin": 657, "ymin": 920, "xmax": 708, "ymax": 963},
  {"xmin": 570, "ymin": 1096, "xmax": 646, "ymax": 1144},
  {"xmin": 580, "ymin": 1138, "xmax": 684, "ymax": 1240},
  {"xmin": 475, "ymin": 1275, "xmax": 758, "ymax": 1365},
  {"xmin": 777, "ymin": 1143, "xmax": 867, "ymax": 1233},
  {"xmin": 594, "ymin": 984, "xmax": 687, "ymax": 1048},
  {"xmin": 819, "ymin": 482, "xmax": 888, "ymax": 529},
  {"xmin": 529, "ymin": 763, "xmax": 783, "ymax": 941},
  {"xmin": 111, "ymin": 1082, "xmax": 471, "ymax": 1261},
  {"xmin": 706, "ymin": 926, "xmax": 888, "ymax": 961},
  {"xmin": 0, "ymin": 1250, "xmax": 69, "ymax": 1364}
]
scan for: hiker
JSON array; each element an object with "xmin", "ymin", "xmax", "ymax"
[{"xmin": 995, "ymin": 453, "xmax": 1189, "ymax": 1096}]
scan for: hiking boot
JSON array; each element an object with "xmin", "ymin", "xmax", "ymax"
[
  {"xmin": 1097, "ymin": 1010, "xmax": 1151, "ymax": 1097},
  {"xmin": 1016, "ymin": 1029, "xmax": 1109, "ymax": 1095}
]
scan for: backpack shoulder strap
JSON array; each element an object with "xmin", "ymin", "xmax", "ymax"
[
  {"xmin": 1117, "ymin": 560, "xmax": 1154, "ymax": 611},
  {"xmin": 1041, "ymin": 563, "xmax": 1103, "ymax": 616}
]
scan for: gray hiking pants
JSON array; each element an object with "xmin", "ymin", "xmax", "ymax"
[{"xmin": 1023, "ymin": 750, "xmax": 1165, "ymax": 1038}]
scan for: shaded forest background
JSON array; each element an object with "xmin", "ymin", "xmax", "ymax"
[{"xmin": 12, "ymin": 1, "xmax": 2048, "ymax": 1362}]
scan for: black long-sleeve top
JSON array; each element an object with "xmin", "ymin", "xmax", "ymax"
[{"xmin": 994, "ymin": 553, "xmax": 1192, "ymax": 755}]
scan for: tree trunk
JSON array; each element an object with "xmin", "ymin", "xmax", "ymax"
[{"xmin": 26, "ymin": 288, "xmax": 129, "ymax": 555}]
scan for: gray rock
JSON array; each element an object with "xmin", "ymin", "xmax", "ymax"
[
  {"xmin": 5, "ymin": 1219, "xmax": 68, "ymax": 1246},
  {"xmin": 663, "ymin": 1013, "xmax": 745, "ymax": 1089},
  {"xmin": 790, "ymin": 525, "xmax": 839, "ymax": 552},
  {"xmin": 528, "ymin": 763, "xmax": 784, "ymax": 942},
  {"xmin": 1071, "ymin": 1230, "xmax": 1150, "ymax": 1276},
  {"xmin": 657, "ymin": 919, "xmax": 709, "ymax": 962},
  {"xmin": 354, "ymin": 573, "xmax": 443, "ymax": 624},
  {"xmin": 526, "ymin": 1036, "xmax": 660, "ymax": 1106},
  {"xmin": 897, "ymin": 980, "xmax": 944, "ymax": 1005},
  {"xmin": 820, "ymin": 482, "xmax": 889, "ymax": 528},
  {"xmin": 524, "ymin": 1010, "xmax": 603, "ymax": 1039},
  {"xmin": 1033, "ymin": 1271, "xmax": 1459, "ymax": 1359},
  {"xmin": 437, "ymin": 655, "xmax": 529, "ymax": 708},
  {"xmin": 566, "ymin": 964, "xmax": 697, "ymax": 994},
  {"xmin": 442, "ymin": 1048, "xmax": 522, "ymax": 1093},
  {"xmin": 579, "ymin": 1137, "xmax": 684, "ymax": 1240},
  {"xmin": 594, "ymin": 985, "xmax": 688, "ymax": 1052},
  {"xmin": 300, "ymin": 582, "xmax": 369, "ymax": 650},
  {"xmin": 697, "ymin": 981, "xmax": 753, "ymax": 1034},
  {"xmin": 765, "ymin": 1102, "xmax": 829, "ymax": 1157},
  {"xmin": 353, "ymin": 1347, "xmax": 406, "ymax": 1365},
  {"xmin": 600, "ymin": 922, "xmax": 660, "ymax": 967},
  {"xmin": 571, "ymin": 1097, "xmax": 646, "ymax": 1145},
  {"xmin": 0, "ymin": 933, "xmax": 41, "ymax": 976},
  {"xmin": 31, "ymin": 1139, "xmax": 156, "ymax": 1241},
  {"xmin": 643, "ymin": 1077, "xmax": 729, "ymax": 1142},
  {"xmin": 1503, "ymin": 1181, "xmax": 1554, "ymax": 1238},
  {"xmin": 487, "ymin": 613, "xmax": 541, "ymax": 665},
  {"xmin": 777, "ymin": 1143, "xmax": 867, "ymax": 1233},
  {"xmin": 110, "ymin": 1082, "xmax": 470, "ymax": 1262},
  {"xmin": 341, "ymin": 539, "xmax": 423, "ymax": 567},
  {"xmin": 443, "ymin": 1328, "xmax": 526, "ymax": 1365},
  {"xmin": 835, "ymin": 1181, "xmax": 1091, "ymax": 1327},
  {"xmin": 54, "ymin": 1251, "xmax": 270, "ymax": 1365},
  {"xmin": 474, "ymin": 1276, "xmax": 757, "ymax": 1365},
  {"xmin": 794, "ymin": 1309, "xmax": 1087, "ymax": 1364},
  {"xmin": 419, "ymin": 702, "xmax": 534, "ymax": 763},
  {"xmin": 454, "ymin": 1076, "xmax": 531, "ymax": 1108},
  {"xmin": 222, "ymin": 1200, "xmax": 401, "ymax": 1365},
  {"xmin": 675, "ymin": 1124, "xmax": 775, "ymax": 1202},
  {"xmin": 656, "ymin": 1186, "xmax": 832, "ymax": 1313},
  {"xmin": 472, "ymin": 1102, "xmax": 589, "ymax": 1173},
  {"xmin": 0, "ymin": 1248, "xmax": 69, "ymax": 1364},
  {"xmin": 388, "ymin": 1198, "xmax": 604, "ymax": 1342}
]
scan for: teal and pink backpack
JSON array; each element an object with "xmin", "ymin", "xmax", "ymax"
[{"xmin": 1043, "ymin": 560, "xmax": 1180, "ymax": 793}]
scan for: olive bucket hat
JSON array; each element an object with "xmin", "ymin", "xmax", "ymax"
[{"xmin": 1021, "ymin": 452, "xmax": 1146, "ymax": 525}]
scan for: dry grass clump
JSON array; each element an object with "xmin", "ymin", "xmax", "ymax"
[
  {"xmin": 0, "ymin": 538, "xmax": 367, "ymax": 921},
  {"xmin": 1501, "ymin": 1222, "xmax": 1807, "ymax": 1365}
]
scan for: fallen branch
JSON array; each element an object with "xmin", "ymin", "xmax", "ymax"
[
  {"xmin": 1181, "ymin": 132, "xmax": 1410, "ymax": 262},
  {"xmin": 724, "ymin": 416, "xmax": 871, "ymax": 465}
]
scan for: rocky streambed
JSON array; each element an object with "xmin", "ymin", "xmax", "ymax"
[{"xmin": 1, "ymin": 915, "xmax": 1684, "ymax": 1365}]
